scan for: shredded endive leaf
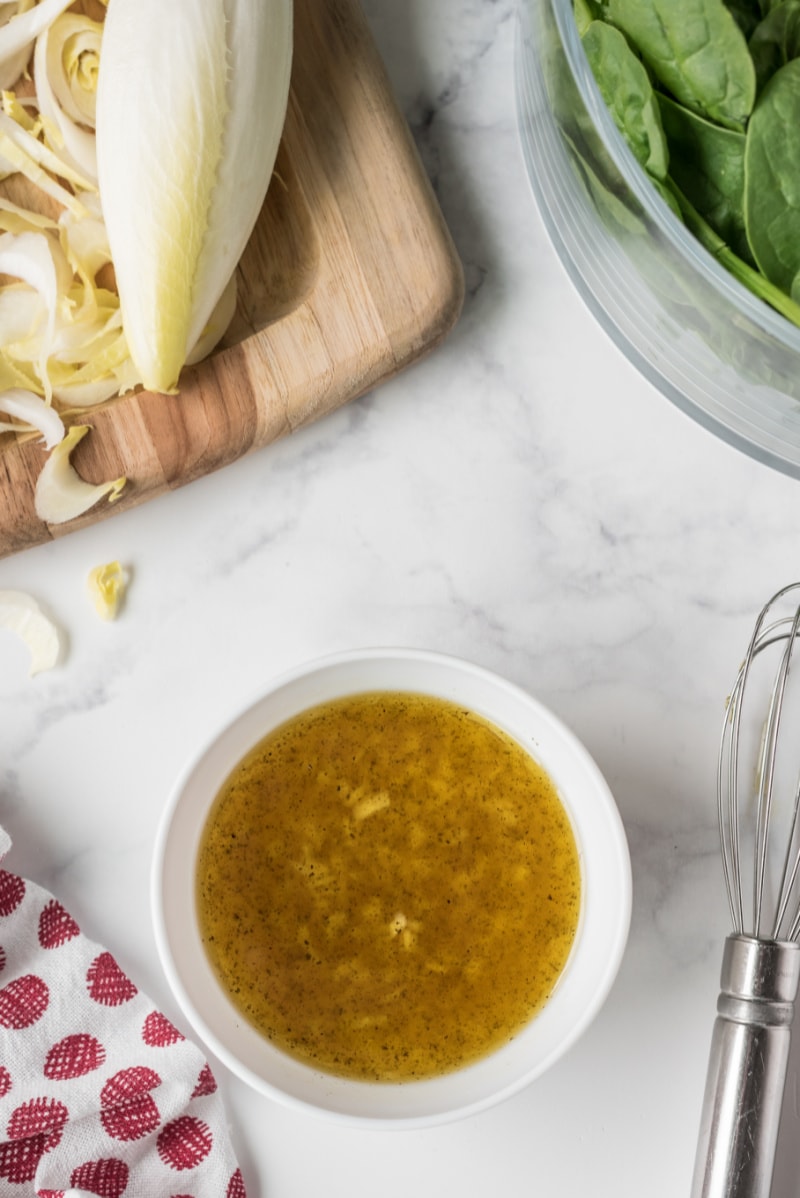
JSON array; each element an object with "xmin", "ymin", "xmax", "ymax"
[
  {"xmin": 0, "ymin": 0, "xmax": 39, "ymax": 90},
  {"xmin": 0, "ymin": 228, "xmax": 70, "ymax": 399},
  {"xmin": 0, "ymin": 385, "xmax": 64, "ymax": 445},
  {"xmin": 0, "ymin": 0, "xmax": 73, "ymax": 74},
  {"xmin": 0, "ymin": 194, "xmax": 56, "ymax": 233},
  {"xmin": 34, "ymin": 422, "xmax": 126, "ymax": 524},
  {"xmin": 0, "ymin": 107, "xmax": 92, "ymax": 215}
]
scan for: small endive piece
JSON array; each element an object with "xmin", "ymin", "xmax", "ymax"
[
  {"xmin": 87, "ymin": 560, "xmax": 126, "ymax": 620},
  {"xmin": 95, "ymin": 0, "xmax": 293, "ymax": 395},
  {"xmin": 0, "ymin": 589, "xmax": 61, "ymax": 675},
  {"xmin": 34, "ymin": 423, "xmax": 126, "ymax": 524}
]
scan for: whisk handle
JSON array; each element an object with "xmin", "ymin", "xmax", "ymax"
[{"xmin": 691, "ymin": 935, "xmax": 800, "ymax": 1198}]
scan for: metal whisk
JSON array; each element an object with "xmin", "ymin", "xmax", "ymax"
[{"xmin": 691, "ymin": 584, "xmax": 800, "ymax": 1198}]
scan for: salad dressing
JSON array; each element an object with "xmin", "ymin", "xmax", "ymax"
[{"xmin": 196, "ymin": 691, "xmax": 581, "ymax": 1082}]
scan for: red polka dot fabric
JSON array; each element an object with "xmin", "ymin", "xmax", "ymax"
[{"xmin": 0, "ymin": 827, "xmax": 247, "ymax": 1196}]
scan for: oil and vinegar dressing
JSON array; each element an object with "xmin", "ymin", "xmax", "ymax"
[{"xmin": 196, "ymin": 691, "xmax": 581, "ymax": 1082}]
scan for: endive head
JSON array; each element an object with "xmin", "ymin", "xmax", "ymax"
[{"xmin": 95, "ymin": 0, "xmax": 293, "ymax": 395}]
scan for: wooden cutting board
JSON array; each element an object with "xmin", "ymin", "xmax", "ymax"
[{"xmin": 0, "ymin": 0, "xmax": 464, "ymax": 559}]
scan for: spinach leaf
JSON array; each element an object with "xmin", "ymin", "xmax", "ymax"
[
  {"xmin": 749, "ymin": 0, "xmax": 800, "ymax": 92},
  {"xmin": 562, "ymin": 130, "xmax": 650, "ymax": 235},
  {"xmin": 581, "ymin": 19, "xmax": 670, "ymax": 179},
  {"xmin": 744, "ymin": 57, "xmax": 800, "ymax": 299},
  {"xmin": 605, "ymin": 0, "xmax": 756, "ymax": 129},
  {"xmin": 657, "ymin": 93, "xmax": 751, "ymax": 260}
]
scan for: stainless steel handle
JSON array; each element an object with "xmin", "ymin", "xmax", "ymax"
[{"xmin": 691, "ymin": 935, "xmax": 800, "ymax": 1198}]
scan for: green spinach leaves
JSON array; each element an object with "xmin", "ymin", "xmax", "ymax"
[
  {"xmin": 579, "ymin": 0, "xmax": 800, "ymax": 327},
  {"xmin": 605, "ymin": 0, "xmax": 756, "ymax": 128}
]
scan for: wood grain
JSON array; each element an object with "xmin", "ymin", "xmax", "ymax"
[{"xmin": 0, "ymin": 0, "xmax": 464, "ymax": 558}]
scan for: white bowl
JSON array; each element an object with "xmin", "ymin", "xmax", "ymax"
[{"xmin": 152, "ymin": 648, "xmax": 631, "ymax": 1128}]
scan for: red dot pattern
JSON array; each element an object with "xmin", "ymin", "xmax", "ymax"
[
  {"xmin": 44, "ymin": 1033, "xmax": 106, "ymax": 1080},
  {"xmin": 0, "ymin": 1097, "xmax": 69, "ymax": 1184},
  {"xmin": 100, "ymin": 1067, "xmax": 162, "ymax": 1143},
  {"xmin": 0, "ymin": 846, "xmax": 244, "ymax": 1196},
  {"xmin": 191, "ymin": 1063, "xmax": 217, "ymax": 1099},
  {"xmin": 0, "ymin": 973, "xmax": 49, "ymax": 1028},
  {"xmin": 228, "ymin": 1167, "xmax": 247, "ymax": 1198},
  {"xmin": 38, "ymin": 899, "xmax": 80, "ymax": 949},
  {"xmin": 7, "ymin": 1096, "xmax": 68, "ymax": 1142},
  {"xmin": 70, "ymin": 1156, "xmax": 130, "ymax": 1198},
  {"xmin": 142, "ymin": 1010, "xmax": 185, "ymax": 1047},
  {"xmin": 0, "ymin": 1134, "xmax": 45, "ymax": 1184},
  {"xmin": 157, "ymin": 1116, "xmax": 213, "ymax": 1171},
  {"xmin": 86, "ymin": 952, "xmax": 138, "ymax": 1006},
  {"xmin": 0, "ymin": 870, "xmax": 25, "ymax": 916}
]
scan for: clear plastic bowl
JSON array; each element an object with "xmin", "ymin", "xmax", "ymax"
[{"xmin": 516, "ymin": 0, "xmax": 800, "ymax": 478}]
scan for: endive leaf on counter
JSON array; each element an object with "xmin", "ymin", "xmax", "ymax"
[
  {"xmin": 0, "ymin": 589, "xmax": 61, "ymax": 675},
  {"xmin": 87, "ymin": 560, "xmax": 126, "ymax": 620},
  {"xmin": 34, "ymin": 423, "xmax": 126, "ymax": 524},
  {"xmin": 95, "ymin": 0, "xmax": 293, "ymax": 395}
]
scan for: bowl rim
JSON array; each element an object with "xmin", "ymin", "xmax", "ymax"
[
  {"xmin": 151, "ymin": 647, "xmax": 632, "ymax": 1128},
  {"xmin": 545, "ymin": 0, "xmax": 800, "ymax": 354}
]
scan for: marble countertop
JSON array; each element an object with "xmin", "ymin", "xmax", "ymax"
[{"xmin": 3, "ymin": 2, "xmax": 800, "ymax": 1195}]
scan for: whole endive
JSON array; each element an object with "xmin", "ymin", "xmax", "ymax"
[{"xmin": 95, "ymin": 0, "xmax": 293, "ymax": 395}]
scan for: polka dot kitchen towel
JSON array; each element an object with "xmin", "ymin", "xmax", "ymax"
[{"xmin": 0, "ymin": 825, "xmax": 247, "ymax": 1198}]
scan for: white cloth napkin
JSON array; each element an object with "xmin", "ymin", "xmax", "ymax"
[{"xmin": 0, "ymin": 825, "xmax": 246, "ymax": 1197}]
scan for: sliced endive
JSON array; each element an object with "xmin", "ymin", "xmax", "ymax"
[
  {"xmin": 0, "ymin": 195, "xmax": 57, "ymax": 234},
  {"xmin": 0, "ymin": 386, "xmax": 64, "ymax": 446},
  {"xmin": 95, "ymin": 0, "xmax": 293, "ymax": 395},
  {"xmin": 33, "ymin": 12, "xmax": 103, "ymax": 181},
  {"xmin": 0, "ymin": 229, "xmax": 72, "ymax": 399},
  {"xmin": 0, "ymin": 0, "xmax": 75, "ymax": 88},
  {"xmin": 0, "ymin": 107, "xmax": 93, "ymax": 216}
]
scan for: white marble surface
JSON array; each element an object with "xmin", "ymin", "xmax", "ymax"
[{"xmin": 3, "ymin": 1, "xmax": 800, "ymax": 1195}]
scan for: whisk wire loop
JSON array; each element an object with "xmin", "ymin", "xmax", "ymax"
[
  {"xmin": 753, "ymin": 609, "xmax": 798, "ymax": 937},
  {"xmin": 778, "ymin": 775, "xmax": 800, "ymax": 941},
  {"xmin": 717, "ymin": 583, "xmax": 800, "ymax": 943},
  {"xmin": 718, "ymin": 686, "xmax": 743, "ymax": 933}
]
